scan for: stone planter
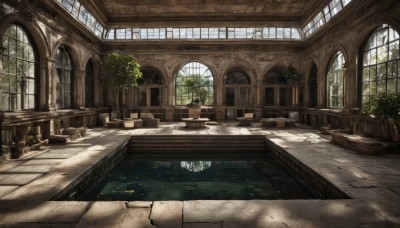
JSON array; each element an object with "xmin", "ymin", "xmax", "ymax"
[{"xmin": 188, "ymin": 106, "xmax": 201, "ymax": 119}]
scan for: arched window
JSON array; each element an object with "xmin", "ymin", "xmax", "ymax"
[
  {"xmin": 224, "ymin": 71, "xmax": 251, "ymax": 106},
  {"xmin": 362, "ymin": 24, "xmax": 400, "ymax": 104},
  {"xmin": 2, "ymin": 24, "xmax": 36, "ymax": 110},
  {"xmin": 327, "ymin": 52, "xmax": 345, "ymax": 108},
  {"xmin": 263, "ymin": 69, "xmax": 287, "ymax": 106},
  {"xmin": 175, "ymin": 62, "xmax": 213, "ymax": 106},
  {"xmin": 56, "ymin": 46, "xmax": 72, "ymax": 109},
  {"xmin": 85, "ymin": 60, "xmax": 94, "ymax": 107},
  {"xmin": 138, "ymin": 68, "xmax": 164, "ymax": 107}
]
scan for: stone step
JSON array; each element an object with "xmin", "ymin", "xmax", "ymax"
[{"xmin": 129, "ymin": 135, "xmax": 266, "ymax": 154}]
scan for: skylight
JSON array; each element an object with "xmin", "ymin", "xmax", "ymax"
[
  {"xmin": 105, "ymin": 27, "xmax": 302, "ymax": 41},
  {"xmin": 303, "ymin": 0, "xmax": 352, "ymax": 37},
  {"xmin": 55, "ymin": 0, "xmax": 105, "ymax": 37}
]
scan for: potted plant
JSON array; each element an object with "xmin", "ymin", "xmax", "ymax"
[
  {"xmin": 183, "ymin": 76, "xmax": 208, "ymax": 119},
  {"xmin": 100, "ymin": 53, "xmax": 142, "ymax": 118},
  {"xmin": 363, "ymin": 93, "xmax": 400, "ymax": 142},
  {"xmin": 284, "ymin": 65, "xmax": 302, "ymax": 84}
]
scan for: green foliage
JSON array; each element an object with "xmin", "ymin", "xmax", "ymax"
[
  {"xmin": 183, "ymin": 75, "xmax": 208, "ymax": 106},
  {"xmin": 363, "ymin": 93, "xmax": 400, "ymax": 124},
  {"xmin": 284, "ymin": 65, "xmax": 302, "ymax": 84},
  {"xmin": 101, "ymin": 53, "xmax": 142, "ymax": 91},
  {"xmin": 100, "ymin": 53, "xmax": 142, "ymax": 109}
]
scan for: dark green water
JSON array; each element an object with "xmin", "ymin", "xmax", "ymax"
[{"xmin": 80, "ymin": 155, "xmax": 316, "ymax": 201}]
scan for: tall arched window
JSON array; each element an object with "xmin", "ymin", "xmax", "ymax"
[
  {"xmin": 176, "ymin": 62, "xmax": 213, "ymax": 106},
  {"xmin": 2, "ymin": 24, "xmax": 36, "ymax": 110},
  {"xmin": 224, "ymin": 71, "xmax": 251, "ymax": 106},
  {"xmin": 263, "ymin": 69, "xmax": 287, "ymax": 106},
  {"xmin": 56, "ymin": 46, "xmax": 72, "ymax": 109},
  {"xmin": 85, "ymin": 60, "xmax": 94, "ymax": 107},
  {"xmin": 138, "ymin": 68, "xmax": 164, "ymax": 107},
  {"xmin": 362, "ymin": 24, "xmax": 400, "ymax": 104},
  {"xmin": 327, "ymin": 52, "xmax": 345, "ymax": 108}
]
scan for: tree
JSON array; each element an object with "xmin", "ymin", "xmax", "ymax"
[
  {"xmin": 183, "ymin": 75, "xmax": 208, "ymax": 106},
  {"xmin": 100, "ymin": 53, "xmax": 142, "ymax": 109}
]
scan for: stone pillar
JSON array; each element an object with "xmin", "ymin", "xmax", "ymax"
[
  {"xmin": 303, "ymin": 75, "xmax": 310, "ymax": 108},
  {"xmin": 317, "ymin": 73, "xmax": 326, "ymax": 108},
  {"xmin": 40, "ymin": 57, "xmax": 56, "ymax": 111},
  {"xmin": 344, "ymin": 61, "xmax": 357, "ymax": 109},
  {"xmin": 255, "ymin": 80, "xmax": 263, "ymax": 106},
  {"xmin": 215, "ymin": 106, "xmax": 225, "ymax": 121},
  {"xmin": 94, "ymin": 60, "xmax": 103, "ymax": 107},
  {"xmin": 74, "ymin": 70, "xmax": 85, "ymax": 109},
  {"xmin": 0, "ymin": 47, "xmax": 8, "ymax": 161},
  {"xmin": 164, "ymin": 106, "xmax": 174, "ymax": 122},
  {"xmin": 216, "ymin": 74, "xmax": 223, "ymax": 106}
]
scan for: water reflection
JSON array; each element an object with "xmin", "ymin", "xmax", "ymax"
[{"xmin": 180, "ymin": 161, "xmax": 212, "ymax": 172}]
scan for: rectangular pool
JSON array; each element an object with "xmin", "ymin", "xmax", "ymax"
[{"xmin": 79, "ymin": 154, "xmax": 319, "ymax": 201}]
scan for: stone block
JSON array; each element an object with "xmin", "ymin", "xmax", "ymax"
[
  {"xmin": 123, "ymin": 120, "xmax": 134, "ymax": 129},
  {"xmin": 142, "ymin": 118, "xmax": 159, "ymax": 127},
  {"xmin": 107, "ymin": 120, "xmax": 122, "ymax": 128},
  {"xmin": 133, "ymin": 119, "xmax": 143, "ymax": 128},
  {"xmin": 330, "ymin": 131, "xmax": 386, "ymax": 154},
  {"xmin": 48, "ymin": 135, "xmax": 71, "ymax": 144},
  {"xmin": 261, "ymin": 118, "xmax": 275, "ymax": 127}
]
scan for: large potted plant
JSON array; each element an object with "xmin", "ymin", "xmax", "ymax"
[
  {"xmin": 363, "ymin": 93, "xmax": 400, "ymax": 142},
  {"xmin": 183, "ymin": 76, "xmax": 208, "ymax": 119},
  {"xmin": 100, "ymin": 53, "xmax": 142, "ymax": 118}
]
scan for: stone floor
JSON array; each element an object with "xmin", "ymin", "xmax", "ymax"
[{"xmin": 0, "ymin": 122, "xmax": 399, "ymax": 228}]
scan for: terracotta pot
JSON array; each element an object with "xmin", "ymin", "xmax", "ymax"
[{"xmin": 188, "ymin": 106, "xmax": 201, "ymax": 119}]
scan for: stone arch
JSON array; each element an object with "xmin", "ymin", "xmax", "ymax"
[
  {"xmin": 262, "ymin": 65, "xmax": 287, "ymax": 84},
  {"xmin": 52, "ymin": 38, "xmax": 81, "ymax": 71},
  {"xmin": 0, "ymin": 14, "xmax": 51, "ymax": 110},
  {"xmin": 174, "ymin": 60, "xmax": 215, "ymax": 106}
]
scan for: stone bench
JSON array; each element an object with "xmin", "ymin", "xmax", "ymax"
[
  {"xmin": 140, "ymin": 112, "xmax": 159, "ymax": 128},
  {"xmin": 142, "ymin": 118, "xmax": 160, "ymax": 127},
  {"xmin": 48, "ymin": 134, "xmax": 71, "ymax": 144},
  {"xmin": 107, "ymin": 120, "xmax": 123, "ymax": 128},
  {"xmin": 237, "ymin": 113, "xmax": 254, "ymax": 126},
  {"xmin": 330, "ymin": 131, "xmax": 387, "ymax": 155},
  {"xmin": 261, "ymin": 118, "xmax": 295, "ymax": 127}
]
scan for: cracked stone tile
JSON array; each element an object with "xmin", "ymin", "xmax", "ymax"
[
  {"xmin": 121, "ymin": 207, "xmax": 156, "ymax": 228},
  {"xmin": 150, "ymin": 201, "xmax": 183, "ymax": 228}
]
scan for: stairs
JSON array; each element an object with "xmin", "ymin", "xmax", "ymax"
[{"xmin": 129, "ymin": 135, "xmax": 267, "ymax": 158}]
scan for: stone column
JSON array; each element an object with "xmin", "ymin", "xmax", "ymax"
[
  {"xmin": 344, "ymin": 61, "xmax": 357, "ymax": 109},
  {"xmin": 0, "ymin": 47, "xmax": 4, "ymax": 161},
  {"xmin": 40, "ymin": 57, "xmax": 56, "ymax": 111},
  {"xmin": 303, "ymin": 75, "xmax": 310, "ymax": 108},
  {"xmin": 317, "ymin": 73, "xmax": 326, "ymax": 108},
  {"xmin": 164, "ymin": 106, "xmax": 174, "ymax": 122},
  {"xmin": 255, "ymin": 80, "xmax": 263, "ymax": 106},
  {"xmin": 74, "ymin": 69, "xmax": 85, "ymax": 109}
]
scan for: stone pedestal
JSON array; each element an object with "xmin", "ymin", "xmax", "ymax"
[{"xmin": 182, "ymin": 118, "xmax": 209, "ymax": 128}]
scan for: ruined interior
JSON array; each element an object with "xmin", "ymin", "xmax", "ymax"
[{"xmin": 0, "ymin": 0, "xmax": 399, "ymax": 227}]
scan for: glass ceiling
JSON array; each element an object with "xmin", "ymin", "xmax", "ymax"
[
  {"xmin": 106, "ymin": 27, "xmax": 302, "ymax": 40},
  {"xmin": 53, "ymin": 0, "xmax": 353, "ymax": 41},
  {"xmin": 303, "ymin": 0, "xmax": 352, "ymax": 37}
]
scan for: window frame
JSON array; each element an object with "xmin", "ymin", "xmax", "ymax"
[{"xmin": 1, "ymin": 24, "xmax": 37, "ymax": 111}]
